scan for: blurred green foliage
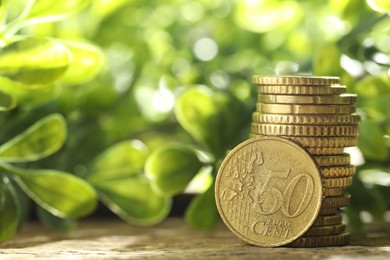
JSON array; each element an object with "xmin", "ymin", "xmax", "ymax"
[{"xmin": 0, "ymin": 0, "xmax": 389, "ymax": 241}]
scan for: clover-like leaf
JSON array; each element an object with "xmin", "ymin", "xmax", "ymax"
[
  {"xmin": 358, "ymin": 118, "xmax": 388, "ymax": 162},
  {"xmin": 87, "ymin": 140, "xmax": 149, "ymax": 183},
  {"xmin": 0, "ymin": 175, "xmax": 20, "ymax": 242},
  {"xmin": 185, "ymin": 183, "xmax": 219, "ymax": 230},
  {"xmin": 92, "ymin": 175, "xmax": 171, "ymax": 226},
  {"xmin": 175, "ymin": 86, "xmax": 245, "ymax": 158},
  {"xmin": 313, "ymin": 43, "xmax": 343, "ymax": 76},
  {"xmin": 0, "ymin": 77, "xmax": 58, "ymax": 108},
  {"xmin": 145, "ymin": 146, "xmax": 203, "ymax": 196},
  {"xmin": 366, "ymin": 0, "xmax": 390, "ymax": 13},
  {"xmin": 24, "ymin": 0, "xmax": 91, "ymax": 25},
  {"xmin": 355, "ymin": 74, "xmax": 390, "ymax": 98},
  {"xmin": 2, "ymin": 163, "xmax": 97, "ymax": 218},
  {"xmin": 348, "ymin": 175, "xmax": 387, "ymax": 220},
  {"xmin": 0, "ymin": 90, "xmax": 16, "ymax": 111},
  {"xmin": 59, "ymin": 40, "xmax": 104, "ymax": 85},
  {"xmin": 0, "ymin": 37, "xmax": 71, "ymax": 84},
  {"xmin": 37, "ymin": 206, "xmax": 76, "ymax": 232},
  {"xmin": 0, "ymin": 114, "xmax": 66, "ymax": 162}
]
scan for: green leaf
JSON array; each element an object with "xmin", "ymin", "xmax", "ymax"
[
  {"xmin": 175, "ymin": 86, "xmax": 245, "ymax": 158},
  {"xmin": 24, "ymin": 0, "xmax": 91, "ymax": 25},
  {"xmin": 0, "ymin": 90, "xmax": 16, "ymax": 111},
  {"xmin": 313, "ymin": 43, "xmax": 343, "ymax": 76},
  {"xmin": 59, "ymin": 40, "xmax": 104, "ymax": 85},
  {"xmin": 92, "ymin": 175, "xmax": 171, "ymax": 226},
  {"xmin": 185, "ymin": 183, "xmax": 219, "ymax": 230},
  {"xmin": 2, "ymin": 163, "xmax": 97, "ymax": 218},
  {"xmin": 0, "ymin": 0, "xmax": 7, "ymax": 25},
  {"xmin": 37, "ymin": 206, "xmax": 76, "ymax": 232},
  {"xmin": 348, "ymin": 176, "xmax": 387, "ymax": 220},
  {"xmin": 0, "ymin": 37, "xmax": 71, "ymax": 84},
  {"xmin": 358, "ymin": 118, "xmax": 388, "ymax": 162},
  {"xmin": 0, "ymin": 76, "xmax": 58, "ymax": 108},
  {"xmin": 234, "ymin": 0, "xmax": 301, "ymax": 33},
  {"xmin": 366, "ymin": 0, "xmax": 390, "ymax": 13},
  {"xmin": 355, "ymin": 74, "xmax": 390, "ymax": 98},
  {"xmin": 343, "ymin": 207, "xmax": 364, "ymax": 230},
  {"xmin": 87, "ymin": 140, "xmax": 149, "ymax": 182},
  {"xmin": 145, "ymin": 146, "xmax": 203, "ymax": 196},
  {"xmin": 0, "ymin": 114, "xmax": 67, "ymax": 162},
  {"xmin": 0, "ymin": 175, "xmax": 20, "ymax": 242}
]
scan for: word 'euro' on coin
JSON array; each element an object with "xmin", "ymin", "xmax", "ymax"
[{"xmin": 215, "ymin": 137, "xmax": 323, "ymax": 247}]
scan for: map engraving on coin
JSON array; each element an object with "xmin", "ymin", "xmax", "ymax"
[{"xmin": 215, "ymin": 137, "xmax": 323, "ymax": 247}]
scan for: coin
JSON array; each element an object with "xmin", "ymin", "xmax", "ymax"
[
  {"xmin": 252, "ymin": 112, "xmax": 360, "ymax": 125},
  {"xmin": 306, "ymin": 148, "xmax": 345, "ymax": 155},
  {"xmin": 258, "ymin": 85, "xmax": 346, "ymax": 95},
  {"xmin": 324, "ymin": 188, "xmax": 346, "ymax": 197},
  {"xmin": 314, "ymin": 154, "xmax": 351, "ymax": 167},
  {"xmin": 320, "ymin": 165, "xmax": 356, "ymax": 178},
  {"xmin": 252, "ymin": 76, "xmax": 339, "ymax": 86},
  {"xmin": 215, "ymin": 137, "xmax": 323, "ymax": 247},
  {"xmin": 323, "ymin": 176, "xmax": 353, "ymax": 188},
  {"xmin": 258, "ymin": 94, "xmax": 357, "ymax": 105},
  {"xmin": 251, "ymin": 123, "xmax": 359, "ymax": 137},
  {"xmin": 313, "ymin": 213, "xmax": 343, "ymax": 226},
  {"xmin": 250, "ymin": 134, "xmax": 358, "ymax": 147},
  {"xmin": 256, "ymin": 103, "xmax": 356, "ymax": 115},
  {"xmin": 322, "ymin": 194, "xmax": 351, "ymax": 208},
  {"xmin": 304, "ymin": 224, "xmax": 346, "ymax": 236},
  {"xmin": 319, "ymin": 207, "xmax": 338, "ymax": 215},
  {"xmin": 288, "ymin": 232, "xmax": 350, "ymax": 247}
]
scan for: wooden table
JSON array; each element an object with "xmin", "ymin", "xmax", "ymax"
[{"xmin": 1, "ymin": 218, "xmax": 390, "ymax": 259}]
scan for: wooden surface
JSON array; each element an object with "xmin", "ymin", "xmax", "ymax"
[{"xmin": 1, "ymin": 218, "xmax": 390, "ymax": 259}]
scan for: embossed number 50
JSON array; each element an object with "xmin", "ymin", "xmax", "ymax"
[{"xmin": 254, "ymin": 169, "xmax": 314, "ymax": 218}]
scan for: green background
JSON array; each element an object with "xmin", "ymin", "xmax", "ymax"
[{"xmin": 0, "ymin": 0, "xmax": 389, "ymax": 241}]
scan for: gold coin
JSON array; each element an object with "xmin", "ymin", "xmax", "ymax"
[
  {"xmin": 323, "ymin": 176, "xmax": 353, "ymax": 188},
  {"xmin": 306, "ymin": 148, "xmax": 345, "ymax": 155},
  {"xmin": 313, "ymin": 213, "xmax": 343, "ymax": 226},
  {"xmin": 320, "ymin": 165, "xmax": 356, "ymax": 178},
  {"xmin": 252, "ymin": 112, "xmax": 361, "ymax": 125},
  {"xmin": 322, "ymin": 194, "xmax": 351, "ymax": 208},
  {"xmin": 304, "ymin": 224, "xmax": 346, "ymax": 236},
  {"xmin": 256, "ymin": 103, "xmax": 356, "ymax": 115},
  {"xmin": 251, "ymin": 123, "xmax": 359, "ymax": 137},
  {"xmin": 319, "ymin": 207, "xmax": 338, "ymax": 215},
  {"xmin": 288, "ymin": 232, "xmax": 350, "ymax": 247},
  {"xmin": 324, "ymin": 188, "xmax": 346, "ymax": 197},
  {"xmin": 258, "ymin": 94, "xmax": 357, "ymax": 105},
  {"xmin": 250, "ymin": 134, "xmax": 358, "ymax": 148},
  {"xmin": 215, "ymin": 137, "xmax": 323, "ymax": 247},
  {"xmin": 258, "ymin": 85, "xmax": 346, "ymax": 95},
  {"xmin": 314, "ymin": 154, "xmax": 351, "ymax": 167},
  {"xmin": 252, "ymin": 75, "xmax": 339, "ymax": 86}
]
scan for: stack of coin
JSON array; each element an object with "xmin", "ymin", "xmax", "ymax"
[{"xmin": 250, "ymin": 76, "xmax": 360, "ymax": 247}]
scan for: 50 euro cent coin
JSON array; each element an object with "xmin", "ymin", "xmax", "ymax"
[{"xmin": 215, "ymin": 137, "xmax": 323, "ymax": 247}]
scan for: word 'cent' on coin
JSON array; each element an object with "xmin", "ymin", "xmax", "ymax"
[{"xmin": 215, "ymin": 137, "xmax": 323, "ymax": 247}]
